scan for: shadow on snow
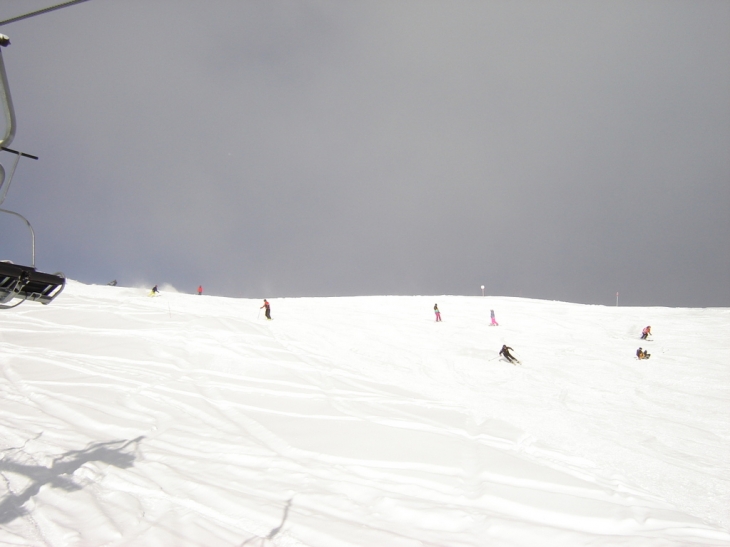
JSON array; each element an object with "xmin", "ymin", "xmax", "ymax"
[
  {"xmin": 240, "ymin": 498, "xmax": 293, "ymax": 546},
  {"xmin": 0, "ymin": 436, "xmax": 144, "ymax": 524}
]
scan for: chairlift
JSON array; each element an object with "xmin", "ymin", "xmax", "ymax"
[{"xmin": 0, "ymin": 34, "xmax": 65, "ymax": 309}]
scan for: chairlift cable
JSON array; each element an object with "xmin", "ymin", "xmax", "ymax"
[{"xmin": 0, "ymin": 0, "xmax": 92, "ymax": 27}]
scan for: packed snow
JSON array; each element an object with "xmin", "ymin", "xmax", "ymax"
[{"xmin": 0, "ymin": 281, "xmax": 728, "ymax": 546}]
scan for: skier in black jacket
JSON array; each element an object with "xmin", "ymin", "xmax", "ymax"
[{"xmin": 499, "ymin": 345, "xmax": 519, "ymax": 364}]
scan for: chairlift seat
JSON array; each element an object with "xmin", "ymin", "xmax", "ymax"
[{"xmin": 0, "ymin": 261, "xmax": 65, "ymax": 305}]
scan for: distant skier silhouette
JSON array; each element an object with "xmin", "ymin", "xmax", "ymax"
[
  {"xmin": 490, "ymin": 309, "xmax": 499, "ymax": 326},
  {"xmin": 641, "ymin": 326, "xmax": 652, "ymax": 340},
  {"xmin": 197, "ymin": 285, "xmax": 203, "ymax": 296},
  {"xmin": 149, "ymin": 285, "xmax": 159, "ymax": 297},
  {"xmin": 434, "ymin": 303, "xmax": 442, "ymax": 322},
  {"xmin": 261, "ymin": 299, "xmax": 272, "ymax": 320}
]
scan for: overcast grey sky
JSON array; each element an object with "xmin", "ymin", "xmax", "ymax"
[{"xmin": 0, "ymin": 0, "xmax": 727, "ymax": 306}]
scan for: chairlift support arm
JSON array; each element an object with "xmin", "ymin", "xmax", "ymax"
[
  {"xmin": 0, "ymin": 32, "xmax": 65, "ymax": 307},
  {"xmin": 0, "ymin": 43, "xmax": 15, "ymax": 150},
  {"xmin": 0, "ymin": 146, "xmax": 38, "ymax": 208},
  {"xmin": 0, "ymin": 207, "xmax": 35, "ymax": 268}
]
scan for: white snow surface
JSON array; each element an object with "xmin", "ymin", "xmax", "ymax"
[{"xmin": 0, "ymin": 281, "xmax": 729, "ymax": 546}]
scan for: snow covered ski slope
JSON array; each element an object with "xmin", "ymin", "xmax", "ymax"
[{"xmin": 1, "ymin": 281, "xmax": 728, "ymax": 546}]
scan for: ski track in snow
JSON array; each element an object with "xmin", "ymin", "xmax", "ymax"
[{"xmin": 0, "ymin": 281, "xmax": 728, "ymax": 546}]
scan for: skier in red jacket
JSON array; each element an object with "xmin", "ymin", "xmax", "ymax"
[{"xmin": 261, "ymin": 299, "xmax": 271, "ymax": 320}]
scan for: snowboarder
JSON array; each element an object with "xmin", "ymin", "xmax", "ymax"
[
  {"xmin": 261, "ymin": 299, "xmax": 272, "ymax": 320},
  {"xmin": 641, "ymin": 326, "xmax": 652, "ymax": 340},
  {"xmin": 197, "ymin": 285, "xmax": 203, "ymax": 296},
  {"xmin": 149, "ymin": 284, "xmax": 159, "ymax": 296},
  {"xmin": 499, "ymin": 344, "xmax": 519, "ymax": 365},
  {"xmin": 434, "ymin": 303, "xmax": 442, "ymax": 322},
  {"xmin": 490, "ymin": 309, "xmax": 499, "ymax": 326}
]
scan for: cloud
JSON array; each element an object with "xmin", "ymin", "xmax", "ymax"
[{"xmin": 0, "ymin": 0, "xmax": 727, "ymax": 305}]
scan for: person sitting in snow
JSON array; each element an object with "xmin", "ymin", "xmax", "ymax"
[
  {"xmin": 641, "ymin": 326, "xmax": 652, "ymax": 340},
  {"xmin": 499, "ymin": 344, "xmax": 519, "ymax": 365},
  {"xmin": 636, "ymin": 347, "xmax": 651, "ymax": 360}
]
